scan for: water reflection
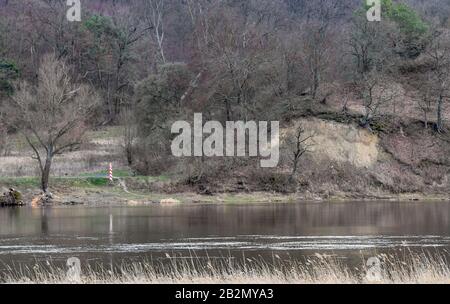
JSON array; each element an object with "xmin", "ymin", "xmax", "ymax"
[
  {"xmin": 0, "ymin": 202, "xmax": 449, "ymax": 268},
  {"xmin": 41, "ymin": 208, "xmax": 49, "ymax": 235}
]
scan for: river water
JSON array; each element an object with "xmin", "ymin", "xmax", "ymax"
[{"xmin": 0, "ymin": 201, "xmax": 449, "ymax": 272}]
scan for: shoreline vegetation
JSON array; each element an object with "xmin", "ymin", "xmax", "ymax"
[
  {"xmin": 2, "ymin": 122, "xmax": 450, "ymax": 206},
  {"xmin": 2, "ymin": 252, "xmax": 449, "ymax": 284},
  {"xmin": 1, "ymin": 175, "xmax": 450, "ymax": 206}
]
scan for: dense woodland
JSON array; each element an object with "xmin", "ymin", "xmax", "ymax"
[{"xmin": 1, "ymin": 0, "xmax": 450, "ymax": 196}]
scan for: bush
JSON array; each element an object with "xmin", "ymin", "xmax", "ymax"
[
  {"xmin": 252, "ymin": 170, "xmax": 297, "ymax": 193},
  {"xmin": 132, "ymin": 63, "xmax": 192, "ymax": 175},
  {"xmin": 0, "ymin": 59, "xmax": 19, "ymax": 96},
  {"xmin": 132, "ymin": 142, "xmax": 175, "ymax": 176},
  {"xmin": 134, "ymin": 63, "xmax": 192, "ymax": 137}
]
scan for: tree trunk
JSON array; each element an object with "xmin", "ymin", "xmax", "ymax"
[
  {"xmin": 291, "ymin": 157, "xmax": 299, "ymax": 177},
  {"xmin": 312, "ymin": 69, "xmax": 319, "ymax": 100},
  {"xmin": 126, "ymin": 145, "xmax": 133, "ymax": 166},
  {"xmin": 423, "ymin": 110, "xmax": 428, "ymax": 129},
  {"xmin": 437, "ymin": 94, "xmax": 444, "ymax": 133},
  {"xmin": 225, "ymin": 99, "xmax": 232, "ymax": 121},
  {"xmin": 41, "ymin": 156, "xmax": 52, "ymax": 193}
]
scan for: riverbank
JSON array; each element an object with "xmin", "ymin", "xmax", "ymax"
[
  {"xmin": 1, "ymin": 175, "xmax": 449, "ymax": 206},
  {"xmin": 2, "ymin": 117, "xmax": 450, "ymax": 207}
]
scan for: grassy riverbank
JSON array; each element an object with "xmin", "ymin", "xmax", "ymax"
[
  {"xmin": 2, "ymin": 173, "xmax": 450, "ymax": 206},
  {"xmin": 3, "ymin": 252, "xmax": 449, "ymax": 284},
  {"xmin": 2, "ymin": 175, "xmax": 450, "ymax": 206},
  {"xmin": 0, "ymin": 175, "xmax": 298, "ymax": 205}
]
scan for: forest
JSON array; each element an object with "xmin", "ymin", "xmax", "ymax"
[{"xmin": 1, "ymin": 0, "xmax": 450, "ymax": 201}]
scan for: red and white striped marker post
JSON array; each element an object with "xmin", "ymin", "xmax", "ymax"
[{"xmin": 108, "ymin": 163, "xmax": 113, "ymax": 183}]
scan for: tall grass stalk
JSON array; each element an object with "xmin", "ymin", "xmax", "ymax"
[{"xmin": 2, "ymin": 251, "xmax": 449, "ymax": 284}]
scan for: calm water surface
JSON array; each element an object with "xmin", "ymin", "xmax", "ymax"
[{"xmin": 0, "ymin": 201, "xmax": 449, "ymax": 271}]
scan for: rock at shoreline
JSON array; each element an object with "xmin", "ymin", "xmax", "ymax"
[{"xmin": 0, "ymin": 188, "xmax": 25, "ymax": 206}]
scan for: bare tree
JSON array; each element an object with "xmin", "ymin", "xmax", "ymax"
[
  {"xmin": 285, "ymin": 125, "xmax": 315, "ymax": 177},
  {"xmin": 185, "ymin": 0, "xmax": 211, "ymax": 49},
  {"xmin": 300, "ymin": 21, "xmax": 332, "ymax": 100},
  {"xmin": 0, "ymin": 120, "xmax": 10, "ymax": 156},
  {"xmin": 348, "ymin": 13, "xmax": 397, "ymax": 76},
  {"xmin": 83, "ymin": 10, "xmax": 150, "ymax": 123},
  {"xmin": 358, "ymin": 72, "xmax": 399, "ymax": 130},
  {"xmin": 120, "ymin": 105, "xmax": 138, "ymax": 167},
  {"xmin": 426, "ymin": 29, "xmax": 450, "ymax": 133},
  {"xmin": 143, "ymin": 0, "xmax": 167, "ymax": 64},
  {"xmin": 418, "ymin": 74, "xmax": 435, "ymax": 129},
  {"xmin": 192, "ymin": 4, "xmax": 274, "ymax": 121},
  {"xmin": 1, "ymin": 54, "xmax": 100, "ymax": 193},
  {"xmin": 297, "ymin": 0, "xmax": 342, "ymax": 100}
]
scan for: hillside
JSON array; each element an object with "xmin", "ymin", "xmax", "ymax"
[{"xmin": 1, "ymin": 0, "xmax": 450, "ymax": 203}]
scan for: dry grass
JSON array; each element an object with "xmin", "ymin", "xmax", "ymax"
[
  {"xmin": 0, "ymin": 126, "xmax": 125, "ymax": 177},
  {"xmin": 2, "ymin": 252, "xmax": 449, "ymax": 284},
  {"xmin": 0, "ymin": 154, "xmax": 124, "ymax": 177}
]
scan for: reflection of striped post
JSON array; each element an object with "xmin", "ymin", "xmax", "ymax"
[{"xmin": 108, "ymin": 163, "xmax": 113, "ymax": 183}]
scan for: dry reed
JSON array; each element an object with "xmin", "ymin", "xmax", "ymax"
[{"xmin": 2, "ymin": 251, "xmax": 449, "ymax": 284}]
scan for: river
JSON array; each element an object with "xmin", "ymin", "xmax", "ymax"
[{"xmin": 0, "ymin": 201, "xmax": 449, "ymax": 273}]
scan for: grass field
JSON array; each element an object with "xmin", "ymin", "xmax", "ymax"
[{"xmin": 0, "ymin": 126, "xmax": 126, "ymax": 178}]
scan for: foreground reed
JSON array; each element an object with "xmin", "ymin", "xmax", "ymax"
[{"xmin": 2, "ymin": 251, "xmax": 449, "ymax": 284}]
